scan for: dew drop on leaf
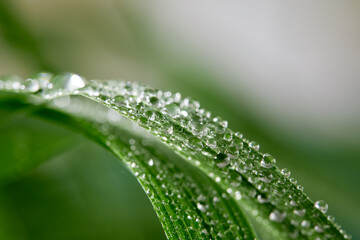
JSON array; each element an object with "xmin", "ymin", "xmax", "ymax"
[
  {"xmin": 51, "ymin": 73, "xmax": 85, "ymax": 92},
  {"xmin": 327, "ymin": 215, "xmax": 335, "ymax": 223},
  {"xmin": 206, "ymin": 138, "xmax": 217, "ymax": 148},
  {"xmin": 32, "ymin": 72, "xmax": 53, "ymax": 89},
  {"xmin": 223, "ymin": 132, "xmax": 233, "ymax": 141},
  {"xmin": 163, "ymin": 123, "xmax": 173, "ymax": 134},
  {"xmin": 290, "ymin": 178, "xmax": 297, "ymax": 185},
  {"xmin": 215, "ymin": 153, "xmax": 229, "ymax": 168},
  {"xmin": 249, "ymin": 141, "xmax": 260, "ymax": 151},
  {"xmin": 197, "ymin": 202, "xmax": 206, "ymax": 212},
  {"xmin": 261, "ymin": 153, "xmax": 276, "ymax": 168},
  {"xmin": 24, "ymin": 79, "xmax": 40, "ymax": 92},
  {"xmin": 301, "ymin": 220, "xmax": 310, "ymax": 228},
  {"xmin": 165, "ymin": 103, "xmax": 180, "ymax": 117},
  {"xmin": 315, "ymin": 225, "xmax": 324, "ymax": 233},
  {"xmin": 187, "ymin": 137, "xmax": 203, "ymax": 150},
  {"xmin": 269, "ymin": 210, "xmax": 286, "ymax": 223},
  {"xmin": 235, "ymin": 191, "xmax": 242, "ymax": 200},
  {"xmin": 314, "ymin": 200, "xmax": 328, "ymax": 214},
  {"xmin": 293, "ymin": 209, "xmax": 306, "ymax": 217},
  {"xmin": 281, "ymin": 168, "xmax": 291, "ymax": 178}
]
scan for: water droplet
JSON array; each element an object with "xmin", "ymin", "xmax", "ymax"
[
  {"xmin": 165, "ymin": 103, "xmax": 180, "ymax": 117},
  {"xmin": 33, "ymin": 72, "xmax": 53, "ymax": 88},
  {"xmin": 344, "ymin": 233, "xmax": 351, "ymax": 239},
  {"xmin": 290, "ymin": 178, "xmax": 297, "ymax": 185},
  {"xmin": 314, "ymin": 200, "xmax": 328, "ymax": 214},
  {"xmin": 179, "ymin": 110, "xmax": 187, "ymax": 118},
  {"xmin": 145, "ymin": 110, "xmax": 155, "ymax": 121},
  {"xmin": 24, "ymin": 79, "xmax": 40, "ymax": 92},
  {"xmin": 257, "ymin": 195, "xmax": 269, "ymax": 203},
  {"xmin": 219, "ymin": 120, "xmax": 228, "ymax": 128},
  {"xmin": 163, "ymin": 123, "xmax": 173, "ymax": 134},
  {"xmin": 2, "ymin": 75, "xmax": 22, "ymax": 91},
  {"xmin": 206, "ymin": 138, "xmax": 217, "ymax": 148},
  {"xmin": 51, "ymin": 73, "xmax": 85, "ymax": 92},
  {"xmin": 261, "ymin": 153, "xmax": 276, "ymax": 168},
  {"xmin": 249, "ymin": 141, "xmax": 260, "ymax": 151},
  {"xmin": 223, "ymin": 132, "xmax": 233, "ymax": 141},
  {"xmin": 187, "ymin": 137, "xmax": 203, "ymax": 150},
  {"xmin": 215, "ymin": 153, "xmax": 228, "ymax": 168},
  {"xmin": 327, "ymin": 215, "xmax": 335, "ymax": 223},
  {"xmin": 301, "ymin": 220, "xmax": 310, "ymax": 228},
  {"xmin": 269, "ymin": 210, "xmax": 286, "ymax": 223},
  {"xmin": 281, "ymin": 168, "xmax": 291, "ymax": 178},
  {"xmin": 293, "ymin": 209, "xmax": 306, "ymax": 217},
  {"xmin": 148, "ymin": 159, "xmax": 154, "ymax": 166},
  {"xmin": 314, "ymin": 225, "xmax": 323, "ymax": 233},
  {"xmin": 235, "ymin": 191, "xmax": 242, "ymax": 200},
  {"xmin": 197, "ymin": 202, "xmax": 206, "ymax": 212},
  {"xmin": 228, "ymin": 170, "xmax": 242, "ymax": 187}
]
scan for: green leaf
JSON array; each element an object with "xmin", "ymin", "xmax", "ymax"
[{"xmin": 0, "ymin": 73, "xmax": 351, "ymax": 239}]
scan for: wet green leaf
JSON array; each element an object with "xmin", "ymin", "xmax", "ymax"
[{"xmin": 0, "ymin": 73, "xmax": 351, "ymax": 239}]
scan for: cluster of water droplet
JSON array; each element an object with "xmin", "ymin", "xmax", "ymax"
[
  {"xmin": 112, "ymin": 133, "xmax": 255, "ymax": 239},
  {"xmin": 0, "ymin": 73, "xmax": 351, "ymax": 239}
]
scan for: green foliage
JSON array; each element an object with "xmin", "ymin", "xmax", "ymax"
[{"xmin": 0, "ymin": 73, "xmax": 352, "ymax": 239}]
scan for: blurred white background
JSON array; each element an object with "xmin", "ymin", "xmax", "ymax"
[{"xmin": 132, "ymin": 0, "xmax": 360, "ymax": 142}]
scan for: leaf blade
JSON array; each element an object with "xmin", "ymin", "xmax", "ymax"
[{"xmin": 0, "ymin": 74, "xmax": 351, "ymax": 239}]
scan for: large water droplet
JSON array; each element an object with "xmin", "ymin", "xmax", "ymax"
[
  {"xmin": 314, "ymin": 200, "xmax": 328, "ymax": 214},
  {"xmin": 24, "ymin": 79, "xmax": 40, "ymax": 92},
  {"xmin": 187, "ymin": 137, "xmax": 203, "ymax": 150},
  {"xmin": 261, "ymin": 153, "xmax": 276, "ymax": 168},
  {"xmin": 165, "ymin": 103, "xmax": 180, "ymax": 117},
  {"xmin": 51, "ymin": 73, "xmax": 85, "ymax": 92},
  {"xmin": 215, "ymin": 153, "xmax": 228, "ymax": 168},
  {"xmin": 281, "ymin": 168, "xmax": 291, "ymax": 178}
]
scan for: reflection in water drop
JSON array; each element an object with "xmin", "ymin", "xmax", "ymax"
[
  {"xmin": 51, "ymin": 73, "xmax": 86, "ymax": 92},
  {"xmin": 314, "ymin": 200, "xmax": 328, "ymax": 214}
]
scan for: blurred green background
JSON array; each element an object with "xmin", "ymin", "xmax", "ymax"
[{"xmin": 0, "ymin": 0, "xmax": 359, "ymax": 239}]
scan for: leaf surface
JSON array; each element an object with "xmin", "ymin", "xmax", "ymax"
[{"xmin": 0, "ymin": 73, "xmax": 351, "ymax": 239}]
